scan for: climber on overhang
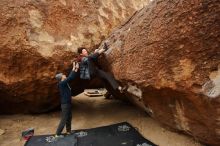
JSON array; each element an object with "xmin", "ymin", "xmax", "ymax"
[
  {"xmin": 77, "ymin": 42, "xmax": 126, "ymax": 93},
  {"xmin": 55, "ymin": 61, "xmax": 79, "ymax": 138}
]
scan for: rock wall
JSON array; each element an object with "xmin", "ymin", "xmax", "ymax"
[
  {"xmin": 100, "ymin": 0, "xmax": 220, "ymax": 145},
  {"xmin": 1, "ymin": 0, "xmax": 219, "ymax": 145},
  {"xmin": 0, "ymin": 0, "xmax": 149, "ymax": 113}
]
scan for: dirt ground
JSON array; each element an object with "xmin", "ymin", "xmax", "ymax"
[{"xmin": 0, "ymin": 93, "xmax": 203, "ymax": 146}]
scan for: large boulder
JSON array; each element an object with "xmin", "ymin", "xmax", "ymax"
[
  {"xmin": 100, "ymin": 0, "xmax": 220, "ymax": 145},
  {"xmin": 0, "ymin": 0, "xmax": 149, "ymax": 114}
]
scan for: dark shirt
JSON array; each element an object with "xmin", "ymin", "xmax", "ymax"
[
  {"xmin": 58, "ymin": 71, "xmax": 78, "ymax": 104},
  {"xmin": 80, "ymin": 53, "xmax": 100, "ymax": 79}
]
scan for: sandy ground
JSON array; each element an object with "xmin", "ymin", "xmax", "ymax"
[{"xmin": 0, "ymin": 94, "xmax": 203, "ymax": 146}]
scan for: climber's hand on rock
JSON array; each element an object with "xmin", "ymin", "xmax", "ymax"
[
  {"xmin": 103, "ymin": 42, "xmax": 109, "ymax": 51},
  {"xmin": 94, "ymin": 49, "xmax": 99, "ymax": 53},
  {"xmin": 96, "ymin": 42, "xmax": 109, "ymax": 54},
  {"xmin": 72, "ymin": 61, "xmax": 76, "ymax": 71},
  {"xmin": 75, "ymin": 62, "xmax": 79, "ymax": 72}
]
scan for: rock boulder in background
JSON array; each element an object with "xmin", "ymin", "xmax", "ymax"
[
  {"xmin": 100, "ymin": 0, "xmax": 220, "ymax": 145},
  {"xmin": 0, "ymin": 0, "xmax": 149, "ymax": 113}
]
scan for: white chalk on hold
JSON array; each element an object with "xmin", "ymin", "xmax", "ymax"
[
  {"xmin": 0, "ymin": 129, "xmax": 5, "ymax": 135},
  {"xmin": 145, "ymin": 107, "xmax": 153, "ymax": 115},
  {"xmin": 127, "ymin": 84, "xmax": 142, "ymax": 100},
  {"xmin": 202, "ymin": 76, "xmax": 220, "ymax": 98}
]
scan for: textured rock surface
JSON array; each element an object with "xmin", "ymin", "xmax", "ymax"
[
  {"xmin": 0, "ymin": 129, "xmax": 5, "ymax": 136},
  {"xmin": 100, "ymin": 0, "xmax": 220, "ymax": 145},
  {"xmin": 0, "ymin": 0, "xmax": 149, "ymax": 114}
]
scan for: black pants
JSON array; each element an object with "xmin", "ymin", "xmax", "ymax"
[
  {"xmin": 95, "ymin": 69, "xmax": 119, "ymax": 90},
  {"xmin": 56, "ymin": 104, "xmax": 72, "ymax": 135}
]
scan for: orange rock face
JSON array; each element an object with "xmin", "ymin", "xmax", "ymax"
[
  {"xmin": 0, "ymin": 0, "xmax": 149, "ymax": 113},
  {"xmin": 101, "ymin": 0, "xmax": 220, "ymax": 145}
]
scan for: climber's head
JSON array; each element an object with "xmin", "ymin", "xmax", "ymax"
[
  {"xmin": 77, "ymin": 47, "xmax": 88, "ymax": 57},
  {"xmin": 55, "ymin": 73, "xmax": 66, "ymax": 81}
]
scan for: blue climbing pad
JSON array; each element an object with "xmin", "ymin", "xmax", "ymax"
[{"xmin": 24, "ymin": 122, "xmax": 157, "ymax": 146}]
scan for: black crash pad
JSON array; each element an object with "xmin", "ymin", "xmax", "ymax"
[{"xmin": 24, "ymin": 122, "xmax": 157, "ymax": 146}]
